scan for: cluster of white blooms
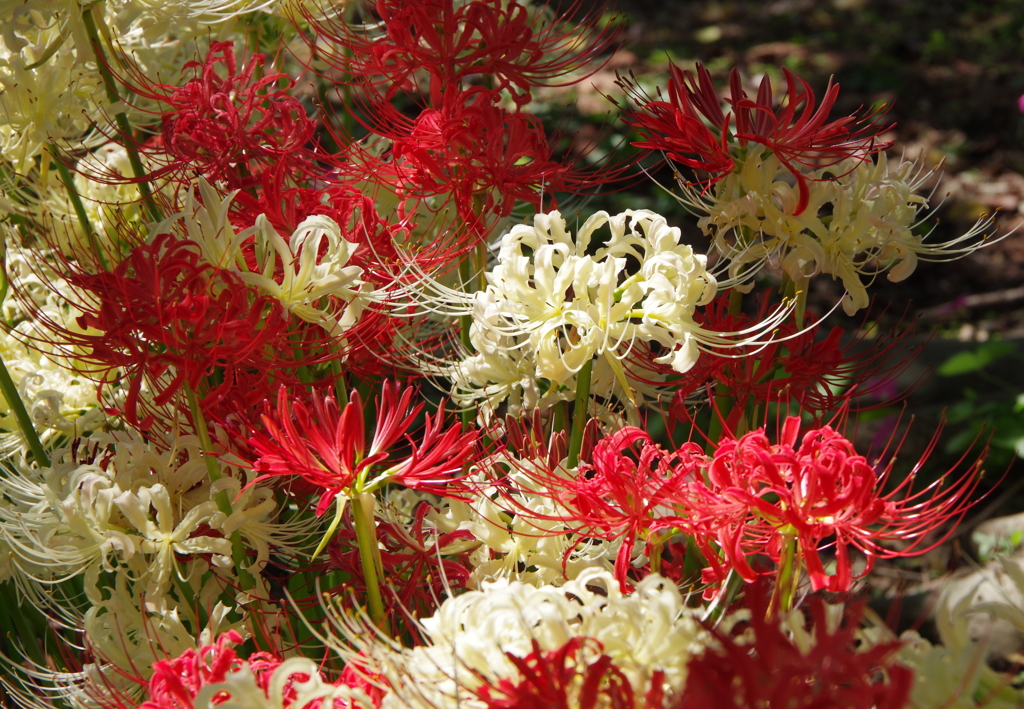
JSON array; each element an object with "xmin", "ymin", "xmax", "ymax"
[
  {"xmin": 339, "ymin": 570, "xmax": 705, "ymax": 709},
  {"xmin": 0, "ymin": 244, "xmax": 109, "ymax": 454},
  {"xmin": 0, "ymin": 428, "xmax": 311, "ymax": 679},
  {"xmin": 440, "ymin": 209, "xmax": 769, "ymax": 419},
  {"xmin": 0, "ymin": 22, "xmax": 107, "ymax": 173},
  {"xmin": 681, "ymin": 151, "xmax": 998, "ymax": 315}
]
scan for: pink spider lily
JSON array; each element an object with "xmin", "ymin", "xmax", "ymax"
[
  {"xmin": 679, "ymin": 587, "xmax": 912, "ymax": 709},
  {"xmin": 247, "ymin": 382, "xmax": 479, "ymax": 518},
  {"xmin": 693, "ymin": 417, "xmax": 988, "ymax": 592},
  {"xmin": 620, "ymin": 63, "xmax": 893, "ymax": 214}
]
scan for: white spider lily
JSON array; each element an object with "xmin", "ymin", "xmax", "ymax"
[
  {"xmin": 411, "ymin": 209, "xmax": 791, "ymax": 417},
  {"xmin": 319, "ymin": 570, "xmax": 706, "ymax": 709},
  {"xmin": 114, "ymin": 484, "xmax": 231, "ymax": 599},
  {"xmin": 679, "ymin": 152, "xmax": 1005, "ymax": 314},
  {"xmin": 0, "ymin": 22, "xmax": 106, "ymax": 172},
  {"xmin": 165, "ymin": 178, "xmax": 377, "ymax": 337},
  {"xmin": 159, "ymin": 177, "xmax": 254, "ymax": 270},
  {"xmin": 241, "ymin": 214, "xmax": 376, "ymax": 337}
]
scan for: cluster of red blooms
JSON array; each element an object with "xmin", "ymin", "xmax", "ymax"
[
  {"xmin": 505, "ymin": 416, "xmax": 985, "ymax": 596},
  {"xmin": 669, "ymin": 293, "xmax": 923, "ymax": 432},
  {"xmin": 301, "ymin": 0, "xmax": 630, "ymax": 238}
]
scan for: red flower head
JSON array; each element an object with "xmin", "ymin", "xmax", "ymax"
[
  {"xmin": 620, "ymin": 63, "xmax": 893, "ymax": 214},
  {"xmin": 695, "ymin": 417, "xmax": 987, "ymax": 592},
  {"xmin": 141, "ymin": 631, "xmax": 280, "ymax": 709},
  {"xmin": 140, "ymin": 630, "xmax": 368, "ymax": 709},
  {"xmin": 677, "ymin": 588, "xmax": 913, "ymax": 709},
  {"xmin": 248, "ymin": 382, "xmax": 479, "ymax": 516},
  {"xmin": 474, "ymin": 638, "xmax": 663, "ymax": 709},
  {"xmin": 124, "ymin": 42, "xmax": 317, "ymax": 191},
  {"xmin": 59, "ymin": 233, "xmax": 291, "ymax": 429},
  {"xmin": 504, "ymin": 426, "xmax": 706, "ymax": 592},
  {"xmin": 352, "ymin": 86, "xmax": 612, "ymax": 237},
  {"xmin": 301, "ymin": 0, "xmax": 620, "ymax": 108},
  {"xmin": 670, "ymin": 294, "xmax": 922, "ymax": 432}
]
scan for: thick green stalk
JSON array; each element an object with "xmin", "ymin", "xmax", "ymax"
[
  {"xmin": 47, "ymin": 143, "xmax": 103, "ymax": 262},
  {"xmin": 770, "ymin": 534, "xmax": 799, "ymax": 618},
  {"xmin": 329, "ymin": 357, "xmax": 349, "ymax": 408},
  {"xmin": 567, "ymin": 356, "xmax": 594, "ymax": 469},
  {"xmin": 704, "ymin": 381, "xmax": 733, "ymax": 457},
  {"xmin": 352, "ymin": 492, "xmax": 389, "ymax": 634},
  {"xmin": 81, "ymin": 8, "xmax": 161, "ymax": 223},
  {"xmin": 0, "ymin": 356, "xmax": 49, "ymax": 467},
  {"xmin": 728, "ymin": 288, "xmax": 743, "ymax": 316}
]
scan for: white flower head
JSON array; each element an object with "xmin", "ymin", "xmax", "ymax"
[
  {"xmin": 421, "ymin": 209, "xmax": 790, "ymax": 420},
  {"xmin": 325, "ymin": 570, "xmax": 705, "ymax": 709},
  {"xmin": 681, "ymin": 151, "xmax": 1004, "ymax": 314}
]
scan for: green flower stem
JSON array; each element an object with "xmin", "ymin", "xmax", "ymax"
[
  {"xmin": 728, "ymin": 288, "xmax": 743, "ymax": 316},
  {"xmin": 0, "ymin": 583, "xmax": 48, "ymax": 668},
  {"xmin": 328, "ymin": 355, "xmax": 348, "ymax": 407},
  {"xmin": 184, "ymin": 384, "xmax": 274, "ymax": 650},
  {"xmin": 47, "ymin": 143, "xmax": 103, "ymax": 262},
  {"xmin": 770, "ymin": 533, "xmax": 799, "ymax": 617},
  {"xmin": 352, "ymin": 492, "xmax": 389, "ymax": 634},
  {"xmin": 81, "ymin": 7, "xmax": 161, "ymax": 224},
  {"xmin": 567, "ymin": 356, "xmax": 594, "ymax": 469},
  {"xmin": 0, "ymin": 355, "xmax": 49, "ymax": 467}
]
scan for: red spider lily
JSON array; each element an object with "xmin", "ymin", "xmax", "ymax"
[
  {"xmin": 141, "ymin": 631, "xmax": 271, "ymax": 709},
  {"xmin": 247, "ymin": 383, "xmax": 479, "ymax": 516},
  {"xmin": 141, "ymin": 630, "xmax": 364, "ymax": 709},
  {"xmin": 117, "ymin": 42, "xmax": 317, "ymax": 191},
  {"xmin": 349, "ymin": 87, "xmax": 597, "ymax": 235},
  {"xmin": 502, "ymin": 426, "xmax": 706, "ymax": 592},
  {"xmin": 325, "ymin": 501, "xmax": 477, "ymax": 626},
  {"xmin": 52, "ymin": 234, "xmax": 290, "ymax": 430},
  {"xmin": 473, "ymin": 638, "xmax": 664, "ymax": 709},
  {"xmin": 300, "ymin": 0, "xmax": 620, "ymax": 107},
  {"xmin": 620, "ymin": 63, "xmax": 893, "ymax": 214},
  {"xmin": 693, "ymin": 417, "xmax": 988, "ymax": 592},
  {"xmin": 677, "ymin": 587, "xmax": 912, "ymax": 709},
  {"xmin": 669, "ymin": 294, "xmax": 923, "ymax": 433}
]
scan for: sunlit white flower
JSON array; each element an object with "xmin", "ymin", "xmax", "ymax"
[
  {"xmin": 411, "ymin": 209, "xmax": 789, "ymax": 419},
  {"xmin": 680, "ymin": 152, "xmax": 1002, "ymax": 314},
  {"xmin": 327, "ymin": 570, "xmax": 705, "ymax": 709}
]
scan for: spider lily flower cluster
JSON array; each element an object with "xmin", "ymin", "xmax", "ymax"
[
  {"xmin": 620, "ymin": 63, "xmax": 1004, "ymax": 315},
  {"xmin": 0, "ymin": 0, "xmax": 1011, "ymax": 708}
]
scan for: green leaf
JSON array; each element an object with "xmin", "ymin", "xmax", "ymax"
[{"xmin": 938, "ymin": 341, "xmax": 1016, "ymax": 376}]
